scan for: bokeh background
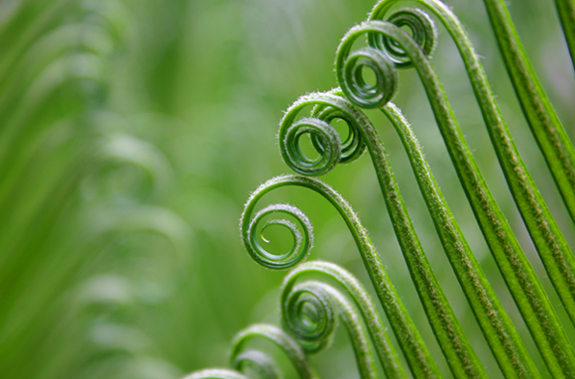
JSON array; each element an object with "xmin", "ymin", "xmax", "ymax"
[{"xmin": 1, "ymin": 0, "xmax": 574, "ymax": 378}]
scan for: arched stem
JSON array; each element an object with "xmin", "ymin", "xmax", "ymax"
[
  {"xmin": 288, "ymin": 90, "xmax": 490, "ymax": 379},
  {"xmin": 337, "ymin": 16, "xmax": 575, "ymax": 378},
  {"xmin": 241, "ymin": 174, "xmax": 443, "ymax": 379},
  {"xmin": 382, "ymin": 102, "xmax": 541, "ymax": 379},
  {"xmin": 370, "ymin": 0, "xmax": 575, "ymax": 334}
]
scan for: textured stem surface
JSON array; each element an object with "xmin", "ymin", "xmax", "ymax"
[
  {"xmin": 241, "ymin": 174, "xmax": 443, "ymax": 379},
  {"xmin": 480, "ymin": 0, "xmax": 575, "ymax": 326},
  {"xmin": 366, "ymin": 3, "xmax": 575, "ymax": 377},
  {"xmin": 382, "ymin": 103, "xmax": 541, "ymax": 379}
]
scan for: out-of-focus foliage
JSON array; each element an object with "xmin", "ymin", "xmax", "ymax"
[{"xmin": 1, "ymin": 0, "xmax": 574, "ymax": 378}]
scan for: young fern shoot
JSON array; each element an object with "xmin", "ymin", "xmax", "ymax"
[
  {"xmin": 241, "ymin": 175, "xmax": 443, "ymax": 379},
  {"xmin": 191, "ymin": 1, "xmax": 575, "ymax": 378}
]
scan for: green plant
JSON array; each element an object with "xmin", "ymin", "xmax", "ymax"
[
  {"xmin": 185, "ymin": 0, "xmax": 575, "ymax": 378},
  {"xmin": 2, "ymin": 0, "xmax": 573, "ymax": 378}
]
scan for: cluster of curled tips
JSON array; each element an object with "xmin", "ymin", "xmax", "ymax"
[
  {"xmin": 278, "ymin": 92, "xmax": 369, "ymax": 176},
  {"xmin": 336, "ymin": 7, "xmax": 437, "ymax": 109}
]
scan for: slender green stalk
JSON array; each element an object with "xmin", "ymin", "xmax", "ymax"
[
  {"xmin": 292, "ymin": 90, "xmax": 489, "ymax": 379},
  {"xmin": 284, "ymin": 261, "xmax": 406, "ymax": 379},
  {"xmin": 231, "ymin": 324, "xmax": 318, "ymax": 379},
  {"xmin": 479, "ymin": 0, "xmax": 575, "ymax": 318},
  {"xmin": 555, "ymin": 0, "xmax": 575, "ymax": 71},
  {"xmin": 381, "ymin": 102, "xmax": 541, "ymax": 379},
  {"xmin": 370, "ymin": 0, "xmax": 575, "ymax": 332},
  {"xmin": 334, "ymin": 14, "xmax": 575, "ymax": 378},
  {"xmin": 241, "ymin": 174, "xmax": 443, "ymax": 379}
]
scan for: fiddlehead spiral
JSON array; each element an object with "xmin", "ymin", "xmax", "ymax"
[
  {"xmin": 335, "ymin": 7, "xmax": 436, "ymax": 109},
  {"xmin": 283, "ymin": 261, "xmax": 406, "ymax": 379},
  {"xmin": 335, "ymin": 45, "xmax": 397, "ymax": 109},
  {"xmin": 282, "ymin": 280, "xmax": 382, "ymax": 379},
  {"xmin": 368, "ymin": 8, "xmax": 437, "ymax": 68},
  {"xmin": 279, "ymin": 92, "xmax": 367, "ymax": 175},
  {"xmin": 230, "ymin": 324, "xmax": 317, "ymax": 379},
  {"xmin": 241, "ymin": 201, "xmax": 313, "ymax": 270},
  {"xmin": 280, "ymin": 117, "xmax": 342, "ymax": 176},
  {"xmin": 335, "ymin": 21, "xmax": 407, "ymax": 111},
  {"xmin": 281, "ymin": 282, "xmax": 338, "ymax": 355}
]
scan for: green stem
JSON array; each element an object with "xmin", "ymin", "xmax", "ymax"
[
  {"xmin": 381, "ymin": 102, "xmax": 541, "ymax": 379},
  {"xmin": 481, "ymin": 0, "xmax": 575, "ymax": 316},
  {"xmin": 555, "ymin": 0, "xmax": 575, "ymax": 73},
  {"xmin": 372, "ymin": 0, "xmax": 575, "ymax": 333},
  {"xmin": 241, "ymin": 174, "xmax": 443, "ymax": 379},
  {"xmin": 340, "ymin": 16, "xmax": 575, "ymax": 378}
]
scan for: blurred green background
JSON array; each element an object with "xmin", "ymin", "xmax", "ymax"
[{"xmin": 1, "ymin": 0, "xmax": 574, "ymax": 378}]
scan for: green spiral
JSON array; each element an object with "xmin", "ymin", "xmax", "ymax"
[
  {"xmin": 335, "ymin": 7, "xmax": 436, "ymax": 108},
  {"xmin": 282, "ymin": 280, "xmax": 386, "ymax": 379},
  {"xmin": 336, "ymin": 45, "xmax": 397, "ymax": 109},
  {"xmin": 279, "ymin": 92, "xmax": 367, "ymax": 174},
  {"xmin": 283, "ymin": 261, "xmax": 407, "ymax": 379},
  {"xmin": 280, "ymin": 117, "xmax": 342, "ymax": 176},
  {"xmin": 230, "ymin": 323, "xmax": 317, "ymax": 379},
  {"xmin": 369, "ymin": 8, "xmax": 436, "ymax": 67},
  {"xmin": 232, "ymin": 350, "xmax": 279, "ymax": 379},
  {"xmin": 281, "ymin": 282, "xmax": 338, "ymax": 355},
  {"xmin": 242, "ymin": 201, "xmax": 313, "ymax": 270}
]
